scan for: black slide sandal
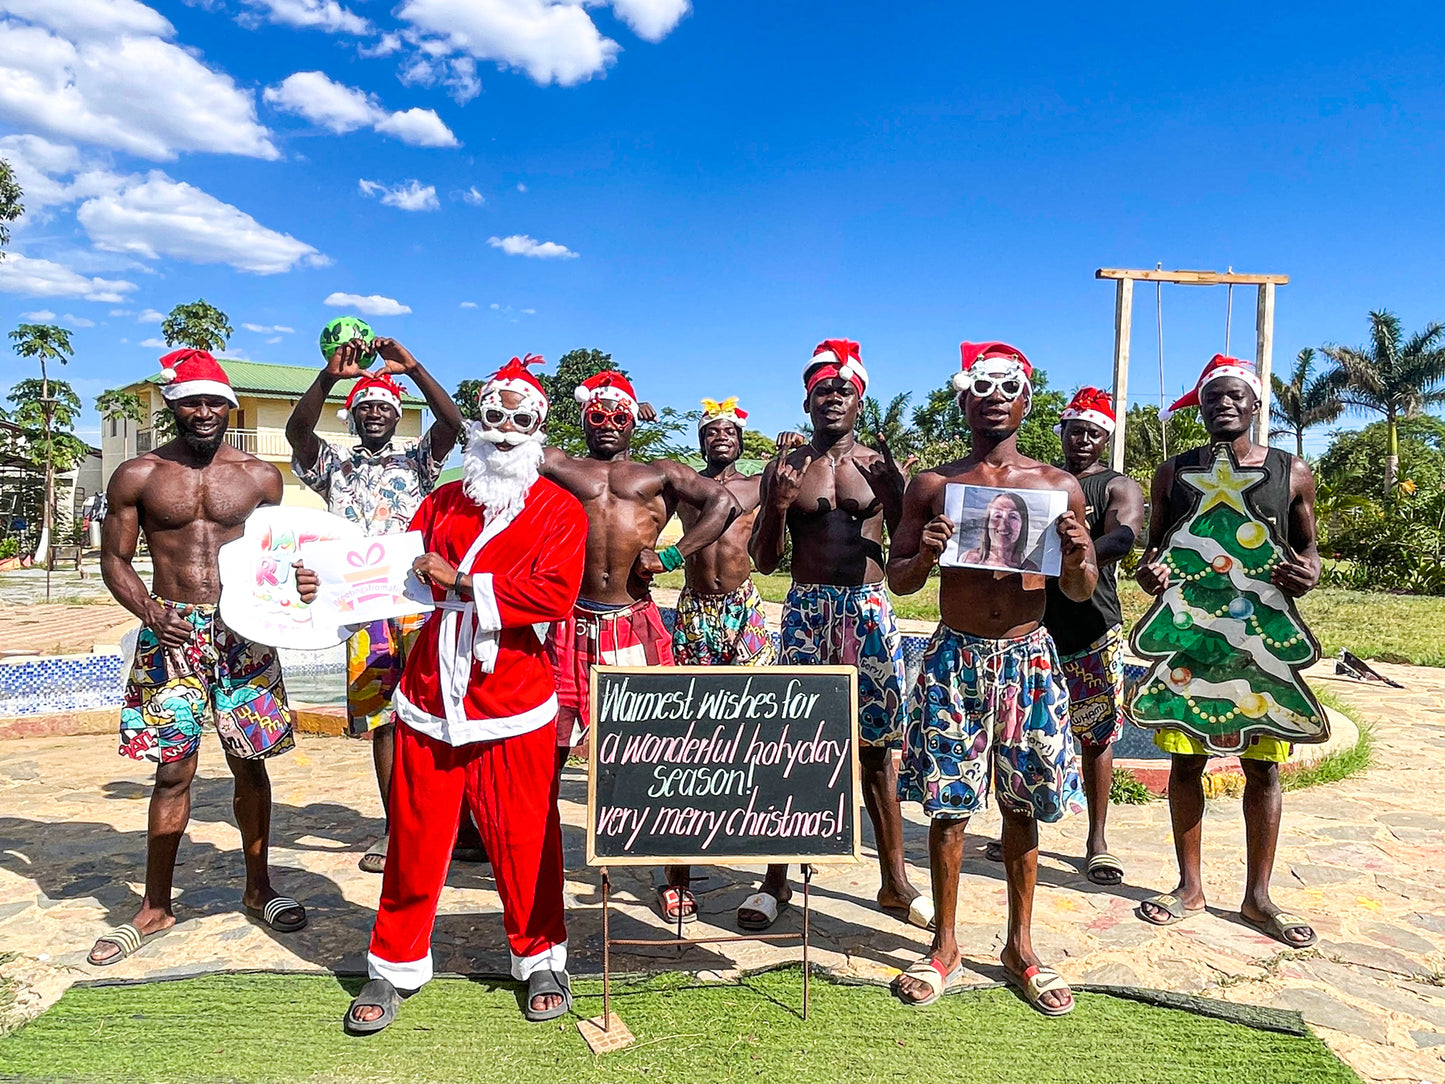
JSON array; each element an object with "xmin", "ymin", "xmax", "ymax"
[
  {"xmin": 523, "ymin": 970, "xmax": 573, "ymax": 1022},
  {"xmin": 344, "ymin": 978, "xmax": 401, "ymax": 1035}
]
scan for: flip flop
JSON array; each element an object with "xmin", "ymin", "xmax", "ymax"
[
  {"xmin": 737, "ymin": 890, "xmax": 789, "ymax": 931},
  {"xmin": 881, "ymin": 894, "xmax": 936, "ymax": 931},
  {"xmin": 1137, "ymin": 892, "xmax": 1203, "ymax": 927},
  {"xmin": 244, "ymin": 896, "xmax": 307, "ymax": 933},
  {"xmin": 344, "ymin": 978, "xmax": 401, "ymax": 1035},
  {"xmin": 657, "ymin": 884, "xmax": 698, "ymax": 924},
  {"xmin": 1007, "ymin": 963, "xmax": 1075, "ymax": 1017},
  {"xmin": 358, "ymin": 834, "xmax": 388, "ymax": 875},
  {"xmin": 983, "ymin": 839, "xmax": 1003, "ymax": 863},
  {"xmin": 523, "ymin": 969, "xmax": 573, "ymax": 1022},
  {"xmin": 1241, "ymin": 910, "xmax": 1318, "ymax": 948},
  {"xmin": 86, "ymin": 922, "xmax": 167, "ymax": 966},
  {"xmin": 1085, "ymin": 851, "xmax": 1125, "ymax": 886},
  {"xmin": 894, "ymin": 955, "xmax": 962, "ymax": 1008}
]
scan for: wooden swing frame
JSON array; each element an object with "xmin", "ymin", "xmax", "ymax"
[{"xmin": 1096, "ymin": 267, "xmax": 1289, "ymax": 471}]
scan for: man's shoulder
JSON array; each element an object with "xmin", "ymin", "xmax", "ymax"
[{"xmin": 529, "ymin": 476, "xmax": 587, "ymax": 518}]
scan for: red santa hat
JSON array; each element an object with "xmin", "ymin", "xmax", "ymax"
[
  {"xmin": 804, "ymin": 338, "xmax": 868, "ymax": 396},
  {"xmin": 698, "ymin": 396, "xmax": 748, "ymax": 435},
  {"xmin": 574, "ymin": 370, "xmax": 638, "ymax": 416},
  {"xmin": 336, "ymin": 372, "xmax": 406, "ymax": 422},
  {"xmin": 481, "ymin": 354, "xmax": 549, "ymax": 420},
  {"xmin": 952, "ymin": 341, "xmax": 1034, "ymax": 393},
  {"xmin": 156, "ymin": 349, "xmax": 238, "ymax": 408},
  {"xmin": 1054, "ymin": 386, "xmax": 1116, "ymax": 435},
  {"xmin": 1161, "ymin": 354, "xmax": 1262, "ymax": 421}
]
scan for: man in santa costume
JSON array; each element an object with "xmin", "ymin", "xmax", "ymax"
[{"xmin": 338, "ymin": 355, "xmax": 587, "ymax": 1033}]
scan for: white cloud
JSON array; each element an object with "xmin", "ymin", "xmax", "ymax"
[
  {"xmin": 398, "ymin": 53, "xmax": 479, "ymax": 104},
  {"xmin": 521, "ymin": 307, "xmax": 535, "ymax": 314},
  {"xmin": 609, "ymin": 0, "xmax": 690, "ymax": 42},
  {"xmin": 515, "ymin": 182, "xmax": 527, "ymax": 193},
  {"xmin": 20, "ymin": 308, "xmax": 55, "ymax": 320},
  {"xmin": 489, "ymin": 302, "xmax": 499, "ymax": 309},
  {"xmin": 359, "ymin": 32, "xmax": 401, "ymax": 57},
  {"xmin": 0, "ymin": 12, "xmax": 277, "ymax": 161},
  {"xmin": 461, "ymin": 186, "xmax": 485, "ymax": 205},
  {"xmin": 0, "ymin": 0, "xmax": 174, "ymax": 39},
  {"xmin": 324, "ymin": 291, "xmax": 412, "ymax": 316},
  {"xmin": 0, "ymin": 252, "xmax": 136, "ymax": 302},
  {"xmin": 62, "ymin": 313, "xmax": 96, "ymax": 327},
  {"xmin": 139, "ymin": 336, "xmax": 166, "ymax": 347},
  {"xmin": 137, "ymin": 308, "xmax": 163, "ymax": 322},
  {"xmin": 242, "ymin": 0, "xmax": 370, "ymax": 35},
  {"xmin": 243, "ymin": 322, "xmax": 295, "ymax": 334},
  {"xmin": 487, "ymin": 233, "xmax": 577, "ymax": 259},
  {"xmin": 267, "ymin": 335, "xmax": 282, "ymax": 344},
  {"xmin": 459, "ymin": 301, "xmax": 477, "ymax": 308},
  {"xmin": 359, "ymin": 178, "xmax": 439, "ymax": 212},
  {"xmin": 264, "ymin": 71, "xmax": 459, "ymax": 147},
  {"xmin": 77, "ymin": 171, "xmax": 328, "ymax": 275},
  {"xmin": 108, "ymin": 308, "xmax": 131, "ymax": 316}
]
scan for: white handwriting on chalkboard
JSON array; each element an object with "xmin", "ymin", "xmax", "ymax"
[{"xmin": 599, "ymin": 675, "xmax": 784, "ymax": 724}]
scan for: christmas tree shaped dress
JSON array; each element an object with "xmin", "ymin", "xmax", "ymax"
[{"xmin": 1129, "ymin": 443, "xmax": 1328, "ymax": 754}]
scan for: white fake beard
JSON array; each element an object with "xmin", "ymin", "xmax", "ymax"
[{"xmin": 461, "ymin": 422, "xmax": 544, "ymax": 521}]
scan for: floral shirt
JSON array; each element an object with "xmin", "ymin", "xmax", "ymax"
[{"xmin": 292, "ymin": 432, "xmax": 444, "ymax": 537}]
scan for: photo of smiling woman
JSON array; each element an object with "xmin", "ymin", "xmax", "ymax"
[{"xmin": 960, "ymin": 491, "xmax": 1039, "ymax": 572}]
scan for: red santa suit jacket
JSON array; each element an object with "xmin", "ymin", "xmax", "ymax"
[{"xmin": 394, "ymin": 477, "xmax": 586, "ymax": 746}]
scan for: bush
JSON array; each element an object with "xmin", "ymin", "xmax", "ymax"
[
  {"xmin": 1327, "ymin": 488, "xmax": 1445, "ymax": 595},
  {"xmin": 0, "ymin": 537, "xmax": 16, "ymax": 559}
]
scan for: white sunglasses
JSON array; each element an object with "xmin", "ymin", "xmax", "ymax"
[
  {"xmin": 966, "ymin": 370, "xmax": 1029, "ymax": 401},
  {"xmin": 479, "ymin": 403, "xmax": 542, "ymax": 432}
]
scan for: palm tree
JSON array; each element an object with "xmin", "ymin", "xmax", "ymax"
[
  {"xmin": 857, "ymin": 391, "xmax": 917, "ymax": 457},
  {"xmin": 1321, "ymin": 311, "xmax": 1445, "ymax": 496},
  {"xmin": 1270, "ymin": 348, "xmax": 1342, "ymax": 458},
  {"xmin": 8, "ymin": 323, "xmax": 74, "ymax": 561}
]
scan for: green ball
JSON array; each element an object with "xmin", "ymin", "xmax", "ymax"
[{"xmin": 319, "ymin": 316, "xmax": 374, "ymax": 361}]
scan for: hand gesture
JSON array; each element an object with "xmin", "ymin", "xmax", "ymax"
[
  {"xmin": 292, "ymin": 561, "xmax": 319, "ymax": 604},
  {"xmin": 1136, "ymin": 546, "xmax": 1170, "ymax": 595},
  {"xmin": 147, "ymin": 602, "xmax": 195, "ymax": 649},
  {"xmin": 855, "ymin": 431, "xmax": 905, "ymax": 499},
  {"xmin": 633, "ymin": 548, "xmax": 664, "ymax": 580},
  {"xmin": 772, "ymin": 452, "xmax": 814, "ymax": 511},
  {"xmin": 370, "ymin": 337, "xmax": 417, "ymax": 375},
  {"xmin": 637, "ymin": 401, "xmax": 658, "ymax": 423},
  {"xmin": 773, "ymin": 431, "xmax": 807, "ymax": 454},
  {"xmin": 921, "ymin": 514, "xmax": 955, "ymax": 562},
  {"xmin": 412, "ymin": 552, "xmax": 460, "ymax": 592},
  {"xmin": 325, "ymin": 338, "xmax": 373, "ymax": 380},
  {"xmin": 1057, "ymin": 511, "xmax": 1091, "ymax": 572},
  {"xmin": 1271, "ymin": 545, "xmax": 1318, "ymax": 598}
]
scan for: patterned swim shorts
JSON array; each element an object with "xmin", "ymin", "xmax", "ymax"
[
  {"xmin": 346, "ymin": 613, "xmax": 426, "ymax": 736},
  {"xmin": 898, "ymin": 623, "xmax": 1084, "ymax": 822},
  {"xmin": 1059, "ymin": 624, "xmax": 1127, "ymax": 749},
  {"xmin": 119, "ymin": 600, "xmax": 295, "ymax": 764},
  {"xmin": 778, "ymin": 582, "xmax": 904, "ymax": 749},
  {"xmin": 671, "ymin": 580, "xmax": 776, "ymax": 667},
  {"xmin": 546, "ymin": 597, "xmax": 674, "ymax": 746}
]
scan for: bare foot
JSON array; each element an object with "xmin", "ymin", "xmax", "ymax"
[
  {"xmin": 87, "ymin": 907, "xmax": 175, "ymax": 965},
  {"xmin": 1240, "ymin": 900, "xmax": 1316, "ymax": 946},
  {"xmin": 242, "ymin": 887, "xmax": 304, "ymax": 928},
  {"xmin": 1139, "ymin": 885, "xmax": 1205, "ymax": 925},
  {"xmin": 1001, "ymin": 945, "xmax": 1072, "ymax": 1014},
  {"xmin": 530, "ymin": 991, "xmax": 564, "ymax": 1013}
]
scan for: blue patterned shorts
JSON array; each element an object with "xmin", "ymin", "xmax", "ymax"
[
  {"xmin": 779, "ymin": 582, "xmax": 904, "ymax": 748},
  {"xmin": 899, "ymin": 623, "xmax": 1084, "ymax": 822}
]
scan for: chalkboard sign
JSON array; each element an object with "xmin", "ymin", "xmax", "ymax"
[{"xmin": 586, "ymin": 666, "xmax": 861, "ymax": 866}]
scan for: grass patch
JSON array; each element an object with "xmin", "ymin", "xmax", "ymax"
[
  {"xmin": 653, "ymin": 570, "xmax": 941, "ymax": 622},
  {"xmin": 0, "ymin": 969, "xmax": 1358, "ymax": 1084},
  {"xmin": 1281, "ymin": 690, "xmax": 1374, "ymax": 793}
]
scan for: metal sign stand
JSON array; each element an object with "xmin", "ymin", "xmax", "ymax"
[{"xmin": 579, "ymin": 863, "xmax": 815, "ymax": 1052}]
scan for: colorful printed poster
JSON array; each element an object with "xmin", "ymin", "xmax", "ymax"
[
  {"xmin": 306, "ymin": 531, "xmax": 433, "ymax": 638},
  {"xmin": 217, "ymin": 507, "xmax": 362, "ymax": 650}
]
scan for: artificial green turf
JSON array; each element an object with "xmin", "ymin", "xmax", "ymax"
[{"xmin": 0, "ymin": 970, "xmax": 1359, "ymax": 1084}]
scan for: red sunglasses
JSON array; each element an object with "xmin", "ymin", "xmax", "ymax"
[{"xmin": 585, "ymin": 403, "xmax": 633, "ymax": 429}]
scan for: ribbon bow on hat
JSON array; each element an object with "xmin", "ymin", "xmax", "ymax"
[{"xmin": 698, "ymin": 396, "xmax": 748, "ymax": 434}]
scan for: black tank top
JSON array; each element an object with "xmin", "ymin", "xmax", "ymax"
[
  {"xmin": 1044, "ymin": 467, "xmax": 1125, "ymax": 656},
  {"xmin": 1165, "ymin": 445, "xmax": 1294, "ymax": 541}
]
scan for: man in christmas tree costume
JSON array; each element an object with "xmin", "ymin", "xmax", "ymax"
[
  {"xmin": 889, "ymin": 342, "xmax": 1095, "ymax": 1015},
  {"xmin": 1134, "ymin": 354, "xmax": 1324, "ymax": 947}
]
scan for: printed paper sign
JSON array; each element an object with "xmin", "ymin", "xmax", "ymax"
[
  {"xmin": 217, "ymin": 507, "xmax": 362, "ymax": 650},
  {"xmin": 940, "ymin": 483, "xmax": 1067, "ymax": 576},
  {"xmin": 307, "ymin": 531, "xmax": 433, "ymax": 637}
]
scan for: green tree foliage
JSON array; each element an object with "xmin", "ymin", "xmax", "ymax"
[
  {"xmin": 161, "ymin": 299, "xmax": 233, "ymax": 353},
  {"xmin": 1321, "ymin": 311, "xmax": 1445, "ymax": 496},
  {"xmin": 96, "ymin": 388, "xmax": 147, "ymax": 424},
  {"xmin": 1121, "ymin": 404, "xmax": 1209, "ymax": 488},
  {"xmin": 1270, "ymin": 348, "xmax": 1342, "ymax": 458},
  {"xmin": 856, "ymin": 392, "xmax": 919, "ymax": 457},
  {"xmin": 1317, "ymin": 416, "xmax": 1445, "ymax": 502},
  {"xmin": 4, "ymin": 378, "xmax": 87, "ymax": 472},
  {"xmin": 909, "ymin": 368, "xmax": 1067, "ymax": 470},
  {"xmin": 741, "ymin": 428, "xmax": 777, "ymax": 459},
  {"xmin": 0, "ymin": 157, "xmax": 21, "ymax": 255}
]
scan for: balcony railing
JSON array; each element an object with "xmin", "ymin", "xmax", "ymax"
[{"xmin": 225, "ymin": 429, "xmax": 362, "ymax": 458}]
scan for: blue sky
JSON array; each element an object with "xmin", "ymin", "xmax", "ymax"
[{"xmin": 1, "ymin": 0, "xmax": 1441, "ymax": 454}]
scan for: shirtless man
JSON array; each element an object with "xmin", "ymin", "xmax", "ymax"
[
  {"xmin": 1136, "ymin": 355, "xmax": 1321, "ymax": 948},
  {"xmin": 889, "ymin": 341, "xmax": 1095, "ymax": 1016},
  {"xmin": 88, "ymin": 350, "xmax": 306, "ymax": 966},
  {"xmin": 750, "ymin": 339, "xmax": 926, "ymax": 930},
  {"xmin": 541, "ymin": 369, "xmax": 735, "ymax": 924},
  {"xmin": 667, "ymin": 397, "xmax": 781, "ymax": 928}
]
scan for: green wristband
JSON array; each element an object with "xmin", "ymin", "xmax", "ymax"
[{"xmin": 658, "ymin": 545, "xmax": 684, "ymax": 572}]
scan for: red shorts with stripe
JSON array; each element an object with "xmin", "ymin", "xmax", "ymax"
[{"xmin": 545, "ymin": 597, "xmax": 674, "ymax": 746}]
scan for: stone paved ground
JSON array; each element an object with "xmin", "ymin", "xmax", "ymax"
[{"xmin": 0, "ymin": 661, "xmax": 1442, "ymax": 1082}]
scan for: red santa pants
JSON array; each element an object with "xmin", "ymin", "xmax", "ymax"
[{"xmin": 367, "ymin": 719, "xmax": 567, "ymax": 989}]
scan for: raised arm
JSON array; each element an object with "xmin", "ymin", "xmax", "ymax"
[
  {"xmin": 749, "ymin": 452, "xmax": 811, "ymax": 574},
  {"xmin": 886, "ymin": 472, "xmax": 951, "ymax": 596},
  {"xmin": 285, "ymin": 338, "xmax": 368, "ymax": 471},
  {"xmin": 1094, "ymin": 474, "xmax": 1145, "ymax": 566},
  {"xmin": 373, "ymin": 337, "xmax": 465, "ymax": 461},
  {"xmin": 661, "ymin": 462, "xmax": 736, "ymax": 558},
  {"xmin": 1055, "ymin": 473, "xmax": 1099, "ymax": 603},
  {"xmin": 856, "ymin": 434, "xmax": 907, "ymax": 534}
]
